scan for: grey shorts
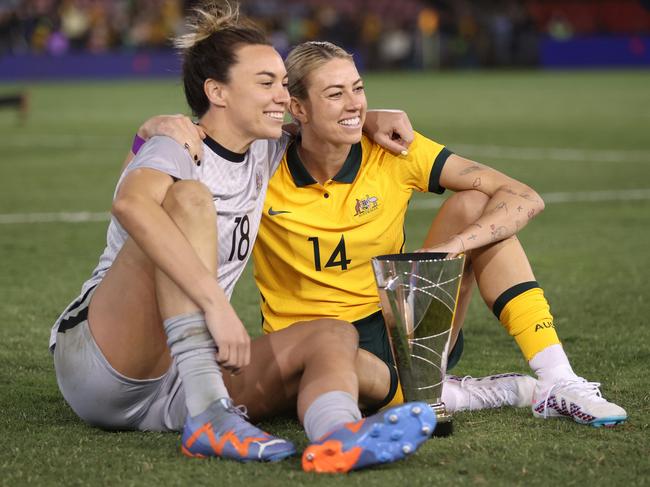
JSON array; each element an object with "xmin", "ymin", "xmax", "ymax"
[{"xmin": 52, "ymin": 287, "xmax": 186, "ymax": 432}]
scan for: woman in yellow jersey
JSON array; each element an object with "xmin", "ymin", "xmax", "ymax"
[
  {"xmin": 139, "ymin": 40, "xmax": 626, "ymax": 427},
  {"xmin": 262, "ymin": 41, "xmax": 625, "ymax": 426}
]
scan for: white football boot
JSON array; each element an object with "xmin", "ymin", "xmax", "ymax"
[
  {"xmin": 447, "ymin": 373, "xmax": 537, "ymax": 411},
  {"xmin": 532, "ymin": 378, "xmax": 627, "ymax": 427}
]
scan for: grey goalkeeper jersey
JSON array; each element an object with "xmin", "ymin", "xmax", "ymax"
[{"xmin": 49, "ymin": 134, "xmax": 289, "ymax": 350}]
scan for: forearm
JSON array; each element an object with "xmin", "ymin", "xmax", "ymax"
[{"xmin": 453, "ymin": 185, "xmax": 544, "ymax": 252}]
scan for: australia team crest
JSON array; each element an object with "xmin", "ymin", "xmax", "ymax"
[{"xmin": 354, "ymin": 194, "xmax": 379, "ymax": 217}]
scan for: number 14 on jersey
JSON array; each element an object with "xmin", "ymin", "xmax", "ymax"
[{"xmin": 308, "ymin": 235, "xmax": 351, "ymax": 271}]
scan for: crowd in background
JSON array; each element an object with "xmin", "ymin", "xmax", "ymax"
[{"xmin": 1, "ymin": 0, "xmax": 649, "ymax": 69}]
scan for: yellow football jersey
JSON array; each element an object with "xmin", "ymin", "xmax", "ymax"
[{"xmin": 254, "ymin": 131, "xmax": 451, "ymax": 333}]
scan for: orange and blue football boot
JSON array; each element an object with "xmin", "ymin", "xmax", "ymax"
[
  {"xmin": 302, "ymin": 401, "xmax": 436, "ymax": 473},
  {"xmin": 181, "ymin": 398, "xmax": 296, "ymax": 462}
]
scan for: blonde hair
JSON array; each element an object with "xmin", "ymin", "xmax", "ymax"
[
  {"xmin": 173, "ymin": 0, "xmax": 270, "ymax": 117},
  {"xmin": 285, "ymin": 41, "xmax": 353, "ymax": 100}
]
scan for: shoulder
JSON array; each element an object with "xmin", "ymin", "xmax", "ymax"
[{"xmin": 126, "ymin": 135, "xmax": 194, "ymax": 179}]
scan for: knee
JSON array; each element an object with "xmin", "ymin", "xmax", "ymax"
[
  {"xmin": 443, "ymin": 190, "xmax": 489, "ymax": 225},
  {"xmin": 312, "ymin": 319, "xmax": 359, "ymax": 351},
  {"xmin": 162, "ymin": 180, "xmax": 213, "ymax": 222}
]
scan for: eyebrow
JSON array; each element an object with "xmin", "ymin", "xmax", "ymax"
[
  {"xmin": 322, "ymin": 78, "xmax": 363, "ymax": 92},
  {"xmin": 255, "ymin": 71, "xmax": 287, "ymax": 79}
]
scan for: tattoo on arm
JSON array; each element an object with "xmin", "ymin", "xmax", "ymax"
[
  {"xmin": 470, "ymin": 223, "xmax": 482, "ymax": 229},
  {"xmin": 468, "ymin": 234, "xmax": 477, "ymax": 240},
  {"xmin": 459, "ymin": 165, "xmax": 482, "ymax": 176},
  {"xmin": 503, "ymin": 187, "xmax": 518, "ymax": 196},
  {"xmin": 527, "ymin": 208, "xmax": 536, "ymax": 219},
  {"xmin": 472, "ymin": 177, "xmax": 481, "ymax": 188},
  {"xmin": 517, "ymin": 205, "xmax": 523, "ymax": 212},
  {"xmin": 490, "ymin": 224, "xmax": 509, "ymax": 241},
  {"xmin": 519, "ymin": 192, "xmax": 536, "ymax": 202},
  {"xmin": 495, "ymin": 201, "xmax": 508, "ymax": 213}
]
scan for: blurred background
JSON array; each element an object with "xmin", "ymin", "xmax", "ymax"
[{"xmin": 1, "ymin": 0, "xmax": 650, "ymax": 80}]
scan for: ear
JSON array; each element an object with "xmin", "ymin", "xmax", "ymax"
[
  {"xmin": 289, "ymin": 97, "xmax": 309, "ymax": 125},
  {"xmin": 204, "ymin": 78, "xmax": 227, "ymax": 109}
]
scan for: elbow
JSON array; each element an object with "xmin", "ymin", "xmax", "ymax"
[
  {"xmin": 111, "ymin": 194, "xmax": 140, "ymax": 226},
  {"xmin": 526, "ymin": 185, "xmax": 545, "ymax": 216},
  {"xmin": 533, "ymin": 187, "xmax": 545, "ymax": 214}
]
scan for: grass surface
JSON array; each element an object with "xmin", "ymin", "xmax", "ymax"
[{"xmin": 1, "ymin": 70, "xmax": 649, "ymax": 486}]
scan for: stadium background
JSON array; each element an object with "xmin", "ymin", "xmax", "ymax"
[{"xmin": 1, "ymin": 1, "xmax": 649, "ymax": 486}]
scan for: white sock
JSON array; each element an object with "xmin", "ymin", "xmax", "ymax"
[
  {"xmin": 164, "ymin": 312, "xmax": 230, "ymax": 417},
  {"xmin": 529, "ymin": 344, "xmax": 579, "ymax": 387},
  {"xmin": 303, "ymin": 391, "xmax": 362, "ymax": 442}
]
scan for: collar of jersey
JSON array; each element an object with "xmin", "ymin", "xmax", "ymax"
[
  {"xmin": 203, "ymin": 134, "xmax": 247, "ymax": 163},
  {"xmin": 286, "ymin": 136, "xmax": 362, "ymax": 187}
]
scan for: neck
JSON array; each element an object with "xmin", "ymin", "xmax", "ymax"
[
  {"xmin": 298, "ymin": 131, "xmax": 352, "ymax": 184},
  {"xmin": 199, "ymin": 111, "xmax": 253, "ymax": 154}
]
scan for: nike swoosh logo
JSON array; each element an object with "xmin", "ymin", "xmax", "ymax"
[{"xmin": 268, "ymin": 207, "xmax": 292, "ymax": 216}]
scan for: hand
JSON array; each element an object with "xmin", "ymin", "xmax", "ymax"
[
  {"xmin": 204, "ymin": 306, "xmax": 251, "ymax": 373},
  {"xmin": 137, "ymin": 114, "xmax": 206, "ymax": 164},
  {"xmin": 416, "ymin": 235, "xmax": 465, "ymax": 258},
  {"xmin": 364, "ymin": 109, "xmax": 415, "ymax": 155}
]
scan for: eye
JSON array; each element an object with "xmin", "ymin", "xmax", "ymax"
[
  {"xmin": 260, "ymin": 81, "xmax": 273, "ymax": 87},
  {"xmin": 354, "ymin": 85, "xmax": 365, "ymax": 93},
  {"xmin": 328, "ymin": 91, "xmax": 343, "ymax": 99}
]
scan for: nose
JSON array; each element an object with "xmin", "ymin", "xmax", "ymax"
[{"xmin": 344, "ymin": 91, "xmax": 363, "ymax": 112}]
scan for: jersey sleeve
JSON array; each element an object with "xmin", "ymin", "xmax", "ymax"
[
  {"xmin": 123, "ymin": 136, "xmax": 195, "ymax": 181},
  {"xmin": 395, "ymin": 131, "xmax": 452, "ymax": 194}
]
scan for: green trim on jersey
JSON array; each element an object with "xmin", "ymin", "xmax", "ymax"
[{"xmin": 286, "ymin": 137, "xmax": 363, "ymax": 186}]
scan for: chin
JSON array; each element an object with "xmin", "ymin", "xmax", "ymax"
[
  {"xmin": 341, "ymin": 130, "xmax": 363, "ymax": 144},
  {"xmin": 259, "ymin": 125, "xmax": 283, "ymax": 140}
]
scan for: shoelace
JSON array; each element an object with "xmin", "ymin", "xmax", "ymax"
[
  {"xmin": 460, "ymin": 375, "xmax": 514, "ymax": 409},
  {"xmin": 222, "ymin": 398, "xmax": 250, "ymax": 420},
  {"xmin": 540, "ymin": 378, "xmax": 603, "ymax": 418}
]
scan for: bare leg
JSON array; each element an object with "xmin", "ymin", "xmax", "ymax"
[
  {"xmin": 88, "ymin": 180, "xmax": 217, "ymax": 379},
  {"xmin": 226, "ymin": 319, "xmax": 359, "ymax": 423}
]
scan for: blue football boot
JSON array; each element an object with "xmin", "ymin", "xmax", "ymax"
[{"xmin": 181, "ymin": 398, "xmax": 296, "ymax": 462}]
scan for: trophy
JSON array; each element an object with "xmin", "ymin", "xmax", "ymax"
[{"xmin": 371, "ymin": 252, "xmax": 465, "ymax": 436}]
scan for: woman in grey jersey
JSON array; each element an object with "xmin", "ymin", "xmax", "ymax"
[{"xmin": 51, "ymin": 1, "xmax": 437, "ymax": 472}]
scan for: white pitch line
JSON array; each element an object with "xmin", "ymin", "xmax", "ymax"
[
  {"xmin": 408, "ymin": 188, "xmax": 650, "ymax": 210},
  {"xmin": 1, "ymin": 189, "xmax": 650, "ymax": 224},
  {"xmin": 452, "ymin": 144, "xmax": 650, "ymax": 163},
  {"xmin": 0, "ymin": 211, "xmax": 110, "ymax": 224}
]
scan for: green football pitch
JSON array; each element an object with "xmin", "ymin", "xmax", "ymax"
[{"xmin": 1, "ymin": 70, "xmax": 649, "ymax": 486}]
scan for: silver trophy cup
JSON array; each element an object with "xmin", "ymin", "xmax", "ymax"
[{"xmin": 372, "ymin": 252, "xmax": 465, "ymax": 436}]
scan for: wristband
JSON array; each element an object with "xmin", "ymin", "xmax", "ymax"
[{"xmin": 131, "ymin": 134, "xmax": 146, "ymax": 154}]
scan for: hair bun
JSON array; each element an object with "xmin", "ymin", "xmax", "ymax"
[{"xmin": 174, "ymin": 0, "xmax": 241, "ymax": 50}]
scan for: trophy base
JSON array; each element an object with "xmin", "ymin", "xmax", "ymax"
[
  {"xmin": 429, "ymin": 402, "xmax": 453, "ymax": 437},
  {"xmin": 432, "ymin": 418, "xmax": 453, "ymax": 437}
]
